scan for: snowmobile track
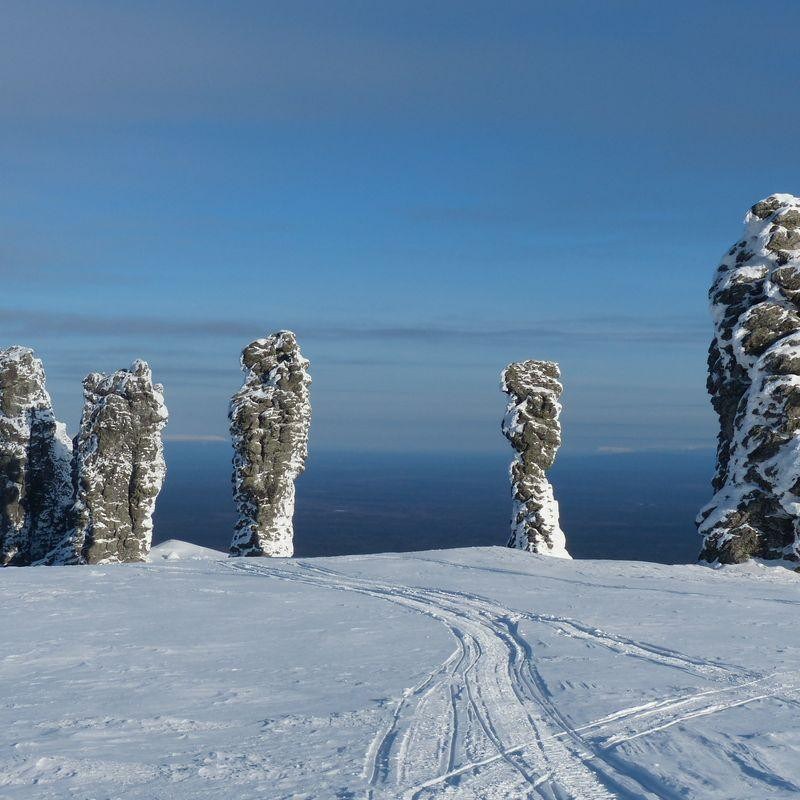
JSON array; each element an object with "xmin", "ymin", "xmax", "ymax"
[{"xmin": 225, "ymin": 559, "xmax": 777, "ymax": 799}]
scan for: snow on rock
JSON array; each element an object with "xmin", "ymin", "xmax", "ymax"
[
  {"xmin": 48, "ymin": 360, "xmax": 168, "ymax": 565},
  {"xmin": 699, "ymin": 194, "xmax": 800, "ymax": 564},
  {"xmin": 501, "ymin": 360, "xmax": 570, "ymax": 557},
  {"xmin": 228, "ymin": 331, "xmax": 311, "ymax": 558},
  {"xmin": 0, "ymin": 346, "xmax": 72, "ymax": 566},
  {"xmin": 149, "ymin": 539, "xmax": 227, "ymax": 561}
]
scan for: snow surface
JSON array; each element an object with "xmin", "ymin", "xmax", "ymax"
[
  {"xmin": 148, "ymin": 539, "xmax": 227, "ymax": 561},
  {"xmin": 3, "ymin": 546, "xmax": 800, "ymax": 799}
]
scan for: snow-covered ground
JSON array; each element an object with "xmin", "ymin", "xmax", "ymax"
[{"xmin": 2, "ymin": 545, "xmax": 800, "ymax": 799}]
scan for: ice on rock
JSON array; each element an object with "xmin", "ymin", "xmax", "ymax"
[
  {"xmin": 500, "ymin": 360, "xmax": 570, "ymax": 558},
  {"xmin": 699, "ymin": 194, "xmax": 800, "ymax": 563},
  {"xmin": 0, "ymin": 346, "xmax": 73, "ymax": 566},
  {"xmin": 229, "ymin": 331, "xmax": 311, "ymax": 558},
  {"xmin": 48, "ymin": 360, "xmax": 168, "ymax": 565}
]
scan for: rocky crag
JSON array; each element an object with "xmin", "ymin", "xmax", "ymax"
[
  {"xmin": 698, "ymin": 194, "xmax": 800, "ymax": 564},
  {"xmin": 47, "ymin": 360, "xmax": 168, "ymax": 565},
  {"xmin": 501, "ymin": 360, "xmax": 570, "ymax": 558},
  {"xmin": 229, "ymin": 331, "xmax": 311, "ymax": 558},
  {"xmin": 0, "ymin": 347, "xmax": 73, "ymax": 566}
]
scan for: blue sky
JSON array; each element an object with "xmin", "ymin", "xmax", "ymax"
[{"xmin": 3, "ymin": 0, "xmax": 800, "ymax": 454}]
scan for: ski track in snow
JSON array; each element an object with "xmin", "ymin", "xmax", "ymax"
[{"xmin": 225, "ymin": 559, "xmax": 791, "ymax": 800}]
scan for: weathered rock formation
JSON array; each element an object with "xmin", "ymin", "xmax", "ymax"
[
  {"xmin": 501, "ymin": 360, "xmax": 570, "ymax": 558},
  {"xmin": 48, "ymin": 360, "xmax": 168, "ymax": 565},
  {"xmin": 698, "ymin": 194, "xmax": 800, "ymax": 563},
  {"xmin": 0, "ymin": 347, "xmax": 73, "ymax": 566},
  {"xmin": 229, "ymin": 331, "xmax": 311, "ymax": 558}
]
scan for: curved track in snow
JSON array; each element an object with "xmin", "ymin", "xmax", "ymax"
[{"xmin": 225, "ymin": 559, "xmax": 778, "ymax": 800}]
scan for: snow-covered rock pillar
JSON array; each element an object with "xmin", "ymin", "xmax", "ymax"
[
  {"xmin": 501, "ymin": 360, "xmax": 570, "ymax": 557},
  {"xmin": 229, "ymin": 331, "xmax": 311, "ymax": 558},
  {"xmin": 0, "ymin": 346, "xmax": 72, "ymax": 566},
  {"xmin": 48, "ymin": 360, "xmax": 168, "ymax": 565},
  {"xmin": 698, "ymin": 194, "xmax": 800, "ymax": 564}
]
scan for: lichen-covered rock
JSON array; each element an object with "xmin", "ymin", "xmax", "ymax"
[
  {"xmin": 699, "ymin": 194, "xmax": 800, "ymax": 563},
  {"xmin": 48, "ymin": 360, "xmax": 168, "ymax": 565},
  {"xmin": 0, "ymin": 346, "xmax": 72, "ymax": 566},
  {"xmin": 229, "ymin": 331, "xmax": 311, "ymax": 558},
  {"xmin": 500, "ymin": 360, "xmax": 570, "ymax": 558}
]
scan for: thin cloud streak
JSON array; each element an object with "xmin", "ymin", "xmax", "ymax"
[
  {"xmin": 163, "ymin": 434, "xmax": 227, "ymax": 442},
  {"xmin": 596, "ymin": 444, "xmax": 714, "ymax": 455},
  {"xmin": 2, "ymin": 309, "xmax": 257, "ymax": 338},
  {"xmin": 1, "ymin": 308, "xmax": 708, "ymax": 346}
]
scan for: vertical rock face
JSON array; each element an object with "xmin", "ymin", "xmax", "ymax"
[
  {"xmin": 50, "ymin": 360, "xmax": 168, "ymax": 565},
  {"xmin": 501, "ymin": 360, "xmax": 570, "ymax": 558},
  {"xmin": 0, "ymin": 347, "xmax": 72, "ymax": 566},
  {"xmin": 699, "ymin": 194, "xmax": 800, "ymax": 564},
  {"xmin": 229, "ymin": 331, "xmax": 311, "ymax": 558}
]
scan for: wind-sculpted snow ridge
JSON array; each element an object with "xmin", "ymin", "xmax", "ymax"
[
  {"xmin": 699, "ymin": 194, "xmax": 800, "ymax": 564},
  {"xmin": 47, "ymin": 360, "xmax": 167, "ymax": 565},
  {"xmin": 229, "ymin": 331, "xmax": 311, "ymax": 558},
  {"xmin": 501, "ymin": 360, "xmax": 570, "ymax": 557},
  {"xmin": 0, "ymin": 346, "xmax": 72, "ymax": 566}
]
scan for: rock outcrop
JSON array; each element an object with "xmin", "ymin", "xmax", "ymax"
[
  {"xmin": 698, "ymin": 194, "xmax": 800, "ymax": 564},
  {"xmin": 0, "ymin": 347, "xmax": 72, "ymax": 566},
  {"xmin": 501, "ymin": 360, "xmax": 570, "ymax": 558},
  {"xmin": 229, "ymin": 331, "xmax": 311, "ymax": 558},
  {"xmin": 48, "ymin": 360, "xmax": 168, "ymax": 565}
]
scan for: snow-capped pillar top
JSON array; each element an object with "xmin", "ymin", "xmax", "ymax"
[{"xmin": 0, "ymin": 346, "xmax": 52, "ymax": 418}]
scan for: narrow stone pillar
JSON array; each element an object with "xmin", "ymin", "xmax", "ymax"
[
  {"xmin": 501, "ymin": 359, "xmax": 570, "ymax": 558},
  {"xmin": 229, "ymin": 331, "xmax": 311, "ymax": 558}
]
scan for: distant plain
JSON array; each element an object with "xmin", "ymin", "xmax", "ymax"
[{"xmin": 154, "ymin": 443, "xmax": 712, "ymax": 564}]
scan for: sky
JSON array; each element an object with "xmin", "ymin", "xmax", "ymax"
[{"xmin": 4, "ymin": 0, "xmax": 800, "ymax": 455}]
